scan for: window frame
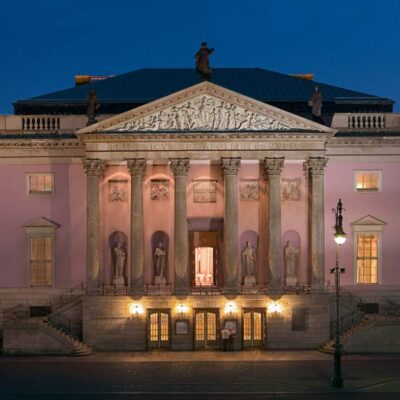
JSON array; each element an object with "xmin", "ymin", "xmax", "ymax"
[
  {"xmin": 354, "ymin": 170, "xmax": 382, "ymax": 193},
  {"xmin": 352, "ymin": 216, "xmax": 386, "ymax": 285},
  {"xmin": 26, "ymin": 172, "xmax": 55, "ymax": 196}
]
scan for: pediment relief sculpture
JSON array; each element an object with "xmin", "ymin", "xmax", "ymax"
[{"xmin": 110, "ymin": 95, "xmax": 292, "ymax": 132}]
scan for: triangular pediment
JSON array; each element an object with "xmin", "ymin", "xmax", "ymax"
[
  {"xmin": 23, "ymin": 217, "xmax": 61, "ymax": 228},
  {"xmin": 78, "ymin": 81, "xmax": 334, "ymax": 134},
  {"xmin": 351, "ymin": 215, "xmax": 387, "ymax": 226}
]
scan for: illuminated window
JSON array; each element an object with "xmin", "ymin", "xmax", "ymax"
[
  {"xmin": 194, "ymin": 247, "xmax": 214, "ymax": 286},
  {"xmin": 23, "ymin": 217, "xmax": 59, "ymax": 287},
  {"xmin": 352, "ymin": 215, "xmax": 386, "ymax": 285},
  {"xmin": 355, "ymin": 171, "xmax": 381, "ymax": 192},
  {"xmin": 27, "ymin": 173, "xmax": 54, "ymax": 195}
]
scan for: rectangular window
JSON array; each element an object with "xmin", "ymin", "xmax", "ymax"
[
  {"xmin": 355, "ymin": 171, "xmax": 381, "ymax": 192},
  {"xmin": 357, "ymin": 233, "xmax": 378, "ymax": 284},
  {"xmin": 30, "ymin": 236, "xmax": 53, "ymax": 286},
  {"xmin": 27, "ymin": 173, "xmax": 54, "ymax": 195}
]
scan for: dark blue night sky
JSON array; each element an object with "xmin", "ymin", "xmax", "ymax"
[{"xmin": 1, "ymin": 0, "xmax": 399, "ymax": 113}]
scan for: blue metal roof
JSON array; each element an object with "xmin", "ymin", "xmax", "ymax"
[{"xmin": 18, "ymin": 68, "xmax": 393, "ymax": 104}]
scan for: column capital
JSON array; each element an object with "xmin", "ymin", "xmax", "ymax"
[
  {"xmin": 221, "ymin": 157, "xmax": 241, "ymax": 176},
  {"xmin": 305, "ymin": 157, "xmax": 328, "ymax": 175},
  {"xmin": 169, "ymin": 158, "xmax": 190, "ymax": 176},
  {"xmin": 83, "ymin": 159, "xmax": 106, "ymax": 177},
  {"xmin": 263, "ymin": 157, "xmax": 284, "ymax": 176},
  {"xmin": 127, "ymin": 158, "xmax": 147, "ymax": 178}
]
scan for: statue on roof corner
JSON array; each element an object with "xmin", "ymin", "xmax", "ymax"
[
  {"xmin": 86, "ymin": 88, "xmax": 100, "ymax": 126},
  {"xmin": 308, "ymin": 85, "xmax": 323, "ymax": 123},
  {"xmin": 195, "ymin": 42, "xmax": 214, "ymax": 81}
]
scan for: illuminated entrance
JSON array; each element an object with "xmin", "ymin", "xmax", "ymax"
[
  {"xmin": 194, "ymin": 309, "xmax": 219, "ymax": 349},
  {"xmin": 242, "ymin": 308, "xmax": 265, "ymax": 349},
  {"xmin": 147, "ymin": 309, "xmax": 170, "ymax": 349}
]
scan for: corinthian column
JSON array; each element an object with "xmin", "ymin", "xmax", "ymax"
[
  {"xmin": 305, "ymin": 157, "xmax": 328, "ymax": 290},
  {"xmin": 170, "ymin": 158, "xmax": 190, "ymax": 294},
  {"xmin": 221, "ymin": 157, "xmax": 241, "ymax": 292},
  {"xmin": 83, "ymin": 159, "xmax": 106, "ymax": 292},
  {"xmin": 127, "ymin": 159, "xmax": 147, "ymax": 293},
  {"xmin": 263, "ymin": 157, "xmax": 284, "ymax": 290}
]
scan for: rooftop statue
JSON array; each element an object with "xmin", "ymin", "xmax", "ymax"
[
  {"xmin": 195, "ymin": 42, "xmax": 214, "ymax": 81},
  {"xmin": 87, "ymin": 88, "xmax": 100, "ymax": 126},
  {"xmin": 308, "ymin": 85, "xmax": 323, "ymax": 122}
]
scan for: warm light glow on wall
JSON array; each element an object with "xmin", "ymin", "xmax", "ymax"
[
  {"xmin": 176, "ymin": 303, "xmax": 189, "ymax": 316},
  {"xmin": 224, "ymin": 301, "xmax": 238, "ymax": 316},
  {"xmin": 129, "ymin": 303, "xmax": 144, "ymax": 317},
  {"xmin": 267, "ymin": 302, "xmax": 283, "ymax": 315}
]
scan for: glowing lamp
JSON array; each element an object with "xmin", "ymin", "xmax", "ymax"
[
  {"xmin": 176, "ymin": 303, "xmax": 189, "ymax": 316},
  {"xmin": 224, "ymin": 302, "xmax": 238, "ymax": 316},
  {"xmin": 129, "ymin": 303, "xmax": 143, "ymax": 317},
  {"xmin": 268, "ymin": 302, "xmax": 283, "ymax": 315}
]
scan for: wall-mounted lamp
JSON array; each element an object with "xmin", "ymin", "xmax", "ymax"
[
  {"xmin": 129, "ymin": 303, "xmax": 144, "ymax": 318},
  {"xmin": 267, "ymin": 302, "xmax": 283, "ymax": 316},
  {"xmin": 224, "ymin": 301, "xmax": 238, "ymax": 317},
  {"xmin": 176, "ymin": 303, "xmax": 189, "ymax": 317}
]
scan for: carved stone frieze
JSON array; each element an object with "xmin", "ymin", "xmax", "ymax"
[
  {"xmin": 263, "ymin": 157, "xmax": 284, "ymax": 176},
  {"xmin": 109, "ymin": 179, "xmax": 128, "ymax": 202},
  {"xmin": 111, "ymin": 95, "xmax": 292, "ymax": 132},
  {"xmin": 151, "ymin": 179, "xmax": 169, "ymax": 200},
  {"xmin": 305, "ymin": 157, "xmax": 328, "ymax": 175},
  {"xmin": 240, "ymin": 180, "xmax": 259, "ymax": 201},
  {"xmin": 193, "ymin": 180, "xmax": 217, "ymax": 203},
  {"xmin": 221, "ymin": 157, "xmax": 241, "ymax": 176},
  {"xmin": 127, "ymin": 158, "xmax": 147, "ymax": 178},
  {"xmin": 169, "ymin": 158, "xmax": 190, "ymax": 176},
  {"xmin": 282, "ymin": 178, "xmax": 301, "ymax": 201},
  {"xmin": 83, "ymin": 159, "xmax": 106, "ymax": 176}
]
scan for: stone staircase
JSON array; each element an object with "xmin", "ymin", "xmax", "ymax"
[
  {"xmin": 318, "ymin": 316, "xmax": 374, "ymax": 354},
  {"xmin": 41, "ymin": 318, "xmax": 93, "ymax": 356}
]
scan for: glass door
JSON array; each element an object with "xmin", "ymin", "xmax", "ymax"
[
  {"xmin": 243, "ymin": 308, "xmax": 265, "ymax": 349},
  {"xmin": 194, "ymin": 309, "xmax": 219, "ymax": 349},
  {"xmin": 148, "ymin": 309, "xmax": 170, "ymax": 349}
]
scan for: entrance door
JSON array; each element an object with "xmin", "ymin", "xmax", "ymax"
[
  {"xmin": 194, "ymin": 309, "xmax": 219, "ymax": 349},
  {"xmin": 147, "ymin": 309, "xmax": 170, "ymax": 349},
  {"xmin": 242, "ymin": 308, "xmax": 265, "ymax": 349}
]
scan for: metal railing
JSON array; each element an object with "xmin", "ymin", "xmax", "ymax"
[{"xmin": 2, "ymin": 304, "xmax": 29, "ymax": 323}]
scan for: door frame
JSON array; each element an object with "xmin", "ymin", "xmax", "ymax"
[
  {"xmin": 241, "ymin": 307, "xmax": 266, "ymax": 349},
  {"xmin": 193, "ymin": 308, "xmax": 220, "ymax": 350},
  {"xmin": 146, "ymin": 308, "xmax": 171, "ymax": 350}
]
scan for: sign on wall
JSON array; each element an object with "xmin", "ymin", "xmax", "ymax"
[{"xmin": 193, "ymin": 180, "xmax": 217, "ymax": 203}]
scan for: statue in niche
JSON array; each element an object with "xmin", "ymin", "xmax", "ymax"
[
  {"xmin": 242, "ymin": 241, "xmax": 257, "ymax": 286},
  {"xmin": 284, "ymin": 240, "xmax": 299, "ymax": 286},
  {"xmin": 308, "ymin": 85, "xmax": 323, "ymax": 122},
  {"xmin": 86, "ymin": 88, "xmax": 100, "ymax": 126},
  {"xmin": 154, "ymin": 243, "xmax": 167, "ymax": 285},
  {"xmin": 195, "ymin": 42, "xmax": 214, "ymax": 81},
  {"xmin": 113, "ymin": 242, "xmax": 126, "ymax": 286}
]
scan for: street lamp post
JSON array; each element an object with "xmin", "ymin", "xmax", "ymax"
[{"xmin": 331, "ymin": 198, "xmax": 346, "ymax": 388}]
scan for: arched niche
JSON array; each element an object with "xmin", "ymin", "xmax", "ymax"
[
  {"xmin": 109, "ymin": 231, "xmax": 128, "ymax": 284},
  {"xmin": 151, "ymin": 231, "xmax": 169, "ymax": 282},
  {"xmin": 240, "ymin": 230, "xmax": 258, "ymax": 281}
]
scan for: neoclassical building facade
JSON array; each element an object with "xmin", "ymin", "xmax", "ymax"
[{"xmin": 1, "ymin": 68, "xmax": 399, "ymax": 352}]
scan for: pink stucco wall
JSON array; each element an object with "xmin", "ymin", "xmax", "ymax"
[
  {"xmin": 0, "ymin": 164, "xmax": 86, "ymax": 288},
  {"xmin": 325, "ymin": 162, "xmax": 400, "ymax": 288}
]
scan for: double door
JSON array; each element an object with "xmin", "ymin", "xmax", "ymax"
[
  {"xmin": 194, "ymin": 309, "xmax": 219, "ymax": 350},
  {"xmin": 242, "ymin": 308, "xmax": 265, "ymax": 349},
  {"xmin": 147, "ymin": 309, "xmax": 170, "ymax": 349}
]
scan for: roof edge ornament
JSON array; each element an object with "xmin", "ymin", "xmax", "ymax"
[{"xmin": 195, "ymin": 42, "xmax": 214, "ymax": 82}]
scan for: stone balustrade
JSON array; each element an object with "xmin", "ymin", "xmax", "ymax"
[
  {"xmin": 331, "ymin": 113, "xmax": 400, "ymax": 130},
  {"xmin": 0, "ymin": 115, "xmax": 111, "ymax": 133}
]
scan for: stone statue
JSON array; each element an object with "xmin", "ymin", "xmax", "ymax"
[
  {"xmin": 284, "ymin": 240, "xmax": 299, "ymax": 285},
  {"xmin": 195, "ymin": 42, "xmax": 214, "ymax": 81},
  {"xmin": 87, "ymin": 89, "xmax": 100, "ymax": 126},
  {"xmin": 308, "ymin": 85, "xmax": 323, "ymax": 120},
  {"xmin": 113, "ymin": 242, "xmax": 126, "ymax": 286},
  {"xmin": 242, "ymin": 241, "xmax": 256, "ymax": 276},
  {"xmin": 154, "ymin": 243, "xmax": 167, "ymax": 284}
]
